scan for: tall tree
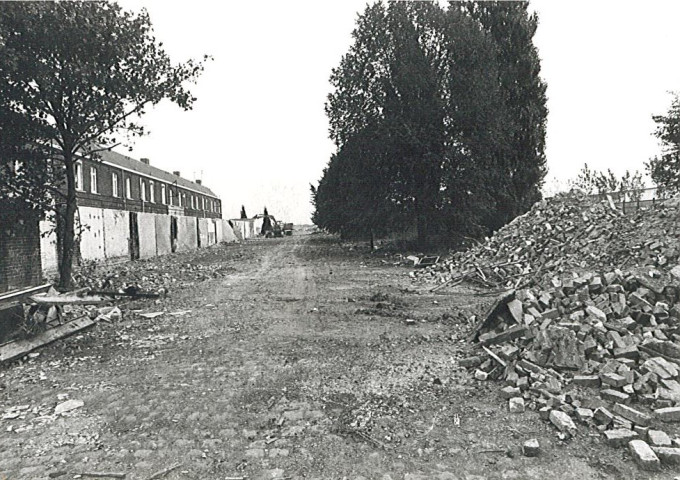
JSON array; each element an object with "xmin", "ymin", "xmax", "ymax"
[
  {"xmin": 312, "ymin": 123, "xmax": 404, "ymax": 240},
  {"xmin": 315, "ymin": 1, "xmax": 548, "ymax": 244},
  {"xmin": 458, "ymin": 1, "xmax": 548, "ymax": 226},
  {"xmin": 0, "ymin": 2, "xmax": 207, "ymax": 288},
  {"xmin": 647, "ymin": 93, "xmax": 680, "ymax": 193}
]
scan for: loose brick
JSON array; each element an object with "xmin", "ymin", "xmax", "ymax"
[
  {"xmin": 634, "ymin": 425, "xmax": 649, "ymax": 438},
  {"xmin": 575, "ymin": 407, "xmax": 594, "ymax": 422},
  {"xmin": 604, "ymin": 429, "xmax": 638, "ymax": 447},
  {"xmin": 650, "ymin": 446, "xmax": 680, "ymax": 465},
  {"xmin": 501, "ymin": 345, "xmax": 520, "ymax": 361},
  {"xmin": 655, "ymin": 406, "xmax": 680, "ymax": 423},
  {"xmin": 628, "ymin": 440, "xmax": 661, "ymax": 471},
  {"xmin": 600, "ymin": 373, "xmax": 627, "ymax": 388},
  {"xmin": 612, "ymin": 415, "xmax": 633, "ymax": 430},
  {"xmin": 459, "ymin": 356, "xmax": 484, "ymax": 368},
  {"xmin": 586, "ymin": 305, "xmax": 607, "ymax": 322},
  {"xmin": 642, "ymin": 357, "xmax": 678, "ymax": 379},
  {"xmin": 573, "ymin": 375, "xmax": 600, "ymax": 388},
  {"xmin": 516, "ymin": 376, "xmax": 529, "ymax": 391},
  {"xmin": 479, "ymin": 324, "xmax": 528, "ymax": 346},
  {"xmin": 507, "ymin": 299, "xmax": 524, "ymax": 324},
  {"xmin": 612, "ymin": 403, "xmax": 652, "ymax": 427},
  {"xmin": 647, "ymin": 430, "xmax": 672, "ymax": 447},
  {"xmin": 613, "ymin": 345, "xmax": 639, "ymax": 360},
  {"xmin": 594, "ymin": 407, "xmax": 615, "ymax": 426},
  {"xmin": 523, "ymin": 438, "xmax": 540, "ymax": 457},
  {"xmin": 600, "ymin": 389, "xmax": 630, "ymax": 403},
  {"xmin": 509, "ymin": 397, "xmax": 525, "ymax": 413},
  {"xmin": 500, "ymin": 386, "xmax": 521, "ymax": 399},
  {"xmin": 549, "ymin": 410, "xmax": 576, "ymax": 435}
]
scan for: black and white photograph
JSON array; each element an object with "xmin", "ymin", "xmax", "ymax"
[{"xmin": 2, "ymin": 0, "xmax": 680, "ymax": 478}]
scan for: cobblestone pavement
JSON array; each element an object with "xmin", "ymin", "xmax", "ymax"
[{"xmin": 0, "ymin": 236, "xmax": 667, "ymax": 479}]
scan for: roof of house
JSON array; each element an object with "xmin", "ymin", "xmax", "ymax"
[{"xmin": 96, "ymin": 149, "xmax": 219, "ymax": 198}]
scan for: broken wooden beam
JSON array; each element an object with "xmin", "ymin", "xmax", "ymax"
[
  {"xmin": 0, "ymin": 315, "xmax": 96, "ymax": 363},
  {"xmin": 0, "ymin": 283, "xmax": 52, "ymax": 304},
  {"xmin": 29, "ymin": 293, "xmax": 109, "ymax": 305}
]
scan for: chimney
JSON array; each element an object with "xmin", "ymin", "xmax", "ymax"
[
  {"xmin": 173, "ymin": 171, "xmax": 180, "ymax": 177},
  {"xmin": 140, "ymin": 158, "xmax": 150, "ymax": 165},
  {"xmin": 195, "ymin": 179, "xmax": 202, "ymax": 185}
]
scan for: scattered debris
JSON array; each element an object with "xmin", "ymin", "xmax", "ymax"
[
  {"xmin": 75, "ymin": 472, "xmax": 126, "ymax": 479},
  {"xmin": 54, "ymin": 399, "xmax": 84, "ymax": 415},
  {"xmin": 145, "ymin": 463, "xmax": 181, "ymax": 480},
  {"xmin": 522, "ymin": 438, "xmax": 540, "ymax": 457},
  {"xmin": 0, "ymin": 316, "xmax": 97, "ymax": 364}
]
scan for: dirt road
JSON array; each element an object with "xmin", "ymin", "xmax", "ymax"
[{"xmin": 0, "ymin": 235, "xmax": 668, "ymax": 479}]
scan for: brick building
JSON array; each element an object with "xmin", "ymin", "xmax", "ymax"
[
  {"xmin": 40, "ymin": 149, "xmax": 237, "ymax": 275},
  {"xmin": 0, "ymin": 210, "xmax": 42, "ymax": 292}
]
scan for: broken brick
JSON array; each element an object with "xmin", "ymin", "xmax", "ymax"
[
  {"xmin": 628, "ymin": 440, "xmax": 661, "ymax": 471},
  {"xmin": 612, "ymin": 403, "xmax": 652, "ymax": 427},
  {"xmin": 604, "ymin": 429, "xmax": 638, "ymax": 447}
]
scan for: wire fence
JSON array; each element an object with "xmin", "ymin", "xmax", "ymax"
[{"xmin": 588, "ymin": 186, "xmax": 674, "ymax": 214}]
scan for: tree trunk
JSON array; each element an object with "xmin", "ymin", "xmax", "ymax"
[
  {"xmin": 58, "ymin": 153, "xmax": 77, "ymax": 290},
  {"xmin": 415, "ymin": 198, "xmax": 429, "ymax": 247}
]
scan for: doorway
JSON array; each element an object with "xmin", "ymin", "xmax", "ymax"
[
  {"xmin": 170, "ymin": 216, "xmax": 178, "ymax": 253},
  {"xmin": 129, "ymin": 212, "xmax": 139, "ymax": 260}
]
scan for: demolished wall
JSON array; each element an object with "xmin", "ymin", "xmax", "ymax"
[
  {"xmin": 0, "ymin": 212, "xmax": 42, "ymax": 292},
  {"xmin": 40, "ymin": 207, "xmax": 238, "ymax": 276}
]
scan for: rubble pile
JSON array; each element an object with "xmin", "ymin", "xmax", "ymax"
[
  {"xmin": 73, "ymin": 256, "xmax": 233, "ymax": 293},
  {"xmin": 415, "ymin": 192, "xmax": 680, "ymax": 288},
  {"xmin": 463, "ymin": 269, "xmax": 680, "ymax": 469}
]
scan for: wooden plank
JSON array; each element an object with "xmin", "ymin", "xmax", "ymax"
[
  {"xmin": 0, "ymin": 283, "xmax": 52, "ymax": 304},
  {"xmin": 468, "ymin": 289, "xmax": 515, "ymax": 342},
  {"xmin": 481, "ymin": 345, "xmax": 507, "ymax": 368},
  {"xmin": 29, "ymin": 294, "xmax": 108, "ymax": 305},
  {"xmin": 0, "ymin": 316, "xmax": 96, "ymax": 363}
]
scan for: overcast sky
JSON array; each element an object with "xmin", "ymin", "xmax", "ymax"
[{"xmin": 116, "ymin": 0, "xmax": 680, "ymax": 223}]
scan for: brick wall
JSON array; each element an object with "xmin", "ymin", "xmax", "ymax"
[{"xmin": 0, "ymin": 212, "xmax": 42, "ymax": 292}]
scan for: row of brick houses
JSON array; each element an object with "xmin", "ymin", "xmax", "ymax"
[
  {"xmin": 1, "ymin": 149, "xmax": 238, "ymax": 292},
  {"xmin": 72, "ymin": 150, "xmax": 223, "ymax": 218}
]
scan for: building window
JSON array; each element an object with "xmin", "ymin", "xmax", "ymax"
[
  {"xmin": 112, "ymin": 173, "xmax": 119, "ymax": 197},
  {"xmin": 140, "ymin": 179, "xmax": 146, "ymax": 201},
  {"xmin": 149, "ymin": 181, "xmax": 155, "ymax": 203},
  {"xmin": 126, "ymin": 177, "xmax": 132, "ymax": 199},
  {"xmin": 90, "ymin": 167, "xmax": 98, "ymax": 194},
  {"xmin": 75, "ymin": 162, "xmax": 84, "ymax": 191},
  {"xmin": 161, "ymin": 184, "xmax": 167, "ymax": 205}
]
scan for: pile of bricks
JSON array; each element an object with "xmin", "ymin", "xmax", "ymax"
[
  {"xmin": 415, "ymin": 192, "xmax": 680, "ymax": 289},
  {"xmin": 463, "ymin": 269, "xmax": 680, "ymax": 470}
]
